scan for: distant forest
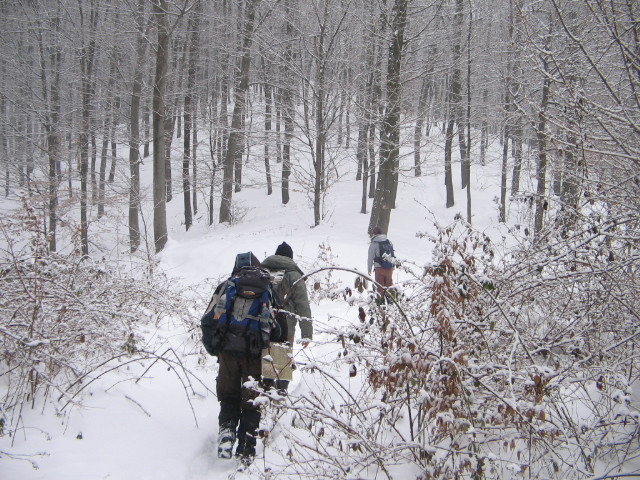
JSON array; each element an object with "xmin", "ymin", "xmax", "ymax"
[{"xmin": 1, "ymin": 0, "xmax": 637, "ymax": 255}]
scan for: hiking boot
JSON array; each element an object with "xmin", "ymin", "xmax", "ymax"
[
  {"xmin": 275, "ymin": 379, "xmax": 289, "ymax": 396},
  {"xmin": 237, "ymin": 444, "xmax": 256, "ymax": 467},
  {"xmin": 217, "ymin": 427, "xmax": 236, "ymax": 460},
  {"xmin": 239, "ymin": 453, "xmax": 255, "ymax": 467}
]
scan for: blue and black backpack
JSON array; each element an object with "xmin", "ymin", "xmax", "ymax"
[
  {"xmin": 201, "ymin": 254, "xmax": 282, "ymax": 358},
  {"xmin": 374, "ymin": 239, "xmax": 396, "ymax": 269}
]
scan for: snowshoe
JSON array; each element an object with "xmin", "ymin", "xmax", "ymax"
[
  {"xmin": 238, "ymin": 451, "xmax": 255, "ymax": 468},
  {"xmin": 235, "ymin": 441, "xmax": 255, "ymax": 468},
  {"xmin": 217, "ymin": 427, "xmax": 236, "ymax": 460},
  {"xmin": 238, "ymin": 453, "xmax": 254, "ymax": 468}
]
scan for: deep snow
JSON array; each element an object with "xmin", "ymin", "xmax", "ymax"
[{"xmin": 1, "ymin": 134, "xmax": 521, "ymax": 480}]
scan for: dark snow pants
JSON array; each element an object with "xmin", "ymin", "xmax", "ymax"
[{"xmin": 216, "ymin": 351, "xmax": 262, "ymax": 454}]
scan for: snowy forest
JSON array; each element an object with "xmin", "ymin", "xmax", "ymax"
[{"xmin": 1, "ymin": 0, "xmax": 639, "ymax": 478}]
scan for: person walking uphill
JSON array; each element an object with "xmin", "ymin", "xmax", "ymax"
[
  {"xmin": 261, "ymin": 242, "xmax": 313, "ymax": 348},
  {"xmin": 367, "ymin": 226, "xmax": 396, "ymax": 300},
  {"xmin": 200, "ymin": 252, "xmax": 281, "ymax": 466}
]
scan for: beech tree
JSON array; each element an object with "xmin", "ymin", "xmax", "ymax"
[
  {"xmin": 152, "ymin": 0, "xmax": 170, "ymax": 252},
  {"xmin": 368, "ymin": 0, "xmax": 408, "ymax": 234},
  {"xmin": 295, "ymin": 0, "xmax": 352, "ymax": 226},
  {"xmin": 260, "ymin": 51, "xmax": 274, "ymax": 196},
  {"xmin": 219, "ymin": 0, "xmax": 260, "ymax": 224},
  {"xmin": 35, "ymin": 3, "xmax": 63, "ymax": 253},
  {"xmin": 128, "ymin": 0, "xmax": 149, "ymax": 253},
  {"xmin": 183, "ymin": 1, "xmax": 203, "ymax": 231},
  {"xmin": 355, "ymin": 4, "xmax": 384, "ymax": 215},
  {"xmin": 78, "ymin": 0, "xmax": 99, "ymax": 257},
  {"xmin": 443, "ymin": 0, "xmax": 464, "ymax": 210},
  {"xmin": 280, "ymin": 0, "xmax": 296, "ymax": 205}
]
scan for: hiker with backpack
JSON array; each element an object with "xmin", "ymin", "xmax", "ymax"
[
  {"xmin": 200, "ymin": 252, "xmax": 282, "ymax": 465},
  {"xmin": 261, "ymin": 242, "xmax": 313, "ymax": 350},
  {"xmin": 367, "ymin": 226, "xmax": 396, "ymax": 300}
]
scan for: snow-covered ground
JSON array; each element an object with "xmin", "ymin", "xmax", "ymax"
[{"xmin": 2, "ymin": 134, "xmax": 522, "ymax": 479}]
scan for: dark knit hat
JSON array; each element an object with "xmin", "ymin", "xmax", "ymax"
[
  {"xmin": 372, "ymin": 225, "xmax": 383, "ymax": 235},
  {"xmin": 275, "ymin": 242, "xmax": 293, "ymax": 258}
]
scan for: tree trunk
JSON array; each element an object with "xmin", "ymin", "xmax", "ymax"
[
  {"xmin": 263, "ymin": 67, "xmax": 273, "ymax": 195},
  {"xmin": 499, "ymin": 127, "xmax": 509, "ymax": 222},
  {"xmin": 219, "ymin": 0, "xmax": 259, "ymax": 223},
  {"xmin": 152, "ymin": 0, "xmax": 169, "ymax": 252},
  {"xmin": 465, "ymin": 5, "xmax": 472, "ymax": 224},
  {"xmin": 368, "ymin": 7, "xmax": 386, "ymax": 202},
  {"xmin": 369, "ymin": 0, "xmax": 407, "ymax": 234},
  {"xmin": 99, "ymin": 44, "xmax": 118, "ymax": 219},
  {"xmin": 480, "ymin": 88, "xmax": 488, "ymax": 165},
  {"xmin": 220, "ymin": 79, "xmax": 229, "ymax": 166},
  {"xmin": 91, "ymin": 132, "xmax": 97, "ymax": 204},
  {"xmin": 108, "ymin": 124, "xmax": 117, "ymax": 183},
  {"xmin": 534, "ymin": 40, "xmax": 552, "ymax": 238},
  {"xmin": 356, "ymin": 93, "xmax": 368, "ymax": 183},
  {"xmin": 183, "ymin": 4, "xmax": 201, "ymax": 231},
  {"xmin": 207, "ymin": 78, "xmax": 220, "ymax": 226},
  {"xmin": 127, "ymin": 0, "xmax": 148, "ymax": 253},
  {"xmin": 234, "ymin": 106, "xmax": 245, "ymax": 193},
  {"xmin": 274, "ymin": 91, "xmax": 282, "ymax": 164},
  {"xmin": 560, "ymin": 77, "xmax": 582, "ymax": 225},
  {"xmin": 143, "ymin": 100, "xmax": 150, "ymax": 158},
  {"xmin": 192, "ymin": 110, "xmax": 198, "ymax": 215},
  {"xmin": 98, "ymin": 123, "xmax": 108, "ymax": 218},
  {"xmin": 164, "ymin": 107, "xmax": 174, "ymax": 202},
  {"xmin": 511, "ymin": 126, "xmax": 523, "ymax": 194},
  {"xmin": 444, "ymin": 118, "xmax": 455, "ymax": 208},
  {"xmin": 280, "ymin": 0, "xmax": 294, "ymax": 205},
  {"xmin": 414, "ymin": 77, "xmax": 430, "ymax": 177},
  {"xmin": 313, "ymin": 10, "xmax": 327, "ymax": 227},
  {"xmin": 79, "ymin": 1, "xmax": 98, "ymax": 257},
  {"xmin": 164, "ymin": 40, "xmax": 183, "ymax": 204},
  {"xmin": 357, "ymin": 113, "xmax": 369, "ymax": 214},
  {"xmin": 452, "ymin": 0, "xmax": 469, "ymax": 190},
  {"xmin": 1, "ymin": 94, "xmax": 7, "ymax": 197},
  {"xmin": 368, "ymin": 122, "xmax": 376, "ymax": 198},
  {"xmin": 337, "ymin": 71, "xmax": 346, "ymax": 146},
  {"xmin": 508, "ymin": 0, "xmax": 523, "ymax": 197},
  {"xmin": 36, "ymin": 9, "xmax": 61, "ymax": 252}
]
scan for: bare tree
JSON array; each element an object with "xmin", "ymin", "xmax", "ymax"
[
  {"xmin": 369, "ymin": 0, "xmax": 408, "ymax": 234},
  {"xmin": 500, "ymin": 0, "xmax": 524, "ymax": 222},
  {"xmin": 33, "ymin": 4, "xmax": 63, "ymax": 253},
  {"xmin": 533, "ymin": 17, "xmax": 553, "ymax": 238},
  {"xmin": 98, "ymin": 10, "xmax": 120, "ymax": 220},
  {"xmin": 220, "ymin": 0, "xmax": 260, "ymax": 223},
  {"xmin": 454, "ymin": 0, "xmax": 470, "ymax": 191},
  {"xmin": 183, "ymin": 1, "xmax": 203, "ymax": 231},
  {"xmin": 128, "ymin": 0, "xmax": 149, "ymax": 253},
  {"xmin": 152, "ymin": 0, "xmax": 170, "ymax": 252},
  {"xmin": 260, "ymin": 52, "xmax": 274, "ymax": 195},
  {"xmin": 78, "ymin": 0, "xmax": 99, "ymax": 256},
  {"xmin": 413, "ymin": 75, "xmax": 431, "ymax": 177},
  {"xmin": 299, "ymin": 0, "xmax": 351, "ymax": 226},
  {"xmin": 280, "ymin": 0, "xmax": 296, "ymax": 205}
]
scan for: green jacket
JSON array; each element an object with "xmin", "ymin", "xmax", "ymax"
[{"xmin": 261, "ymin": 254, "xmax": 313, "ymax": 340}]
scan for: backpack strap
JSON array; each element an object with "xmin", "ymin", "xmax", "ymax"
[
  {"xmin": 217, "ymin": 281, "xmax": 237, "ymax": 341},
  {"xmin": 270, "ymin": 267, "xmax": 304, "ymax": 307},
  {"xmin": 373, "ymin": 240, "xmax": 384, "ymax": 264}
]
